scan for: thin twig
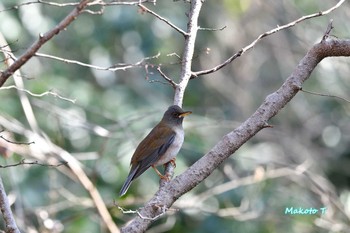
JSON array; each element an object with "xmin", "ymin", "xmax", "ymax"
[
  {"xmin": 0, "ymin": 0, "xmax": 156, "ymax": 12},
  {"xmin": 198, "ymin": 25, "xmax": 227, "ymax": 31},
  {"xmin": 166, "ymin": 53, "xmax": 181, "ymax": 60},
  {"xmin": 0, "ymin": 159, "xmax": 68, "ymax": 168},
  {"xmin": 322, "ymin": 19, "xmax": 334, "ymax": 42},
  {"xmin": 83, "ymin": 7, "xmax": 105, "ymax": 15},
  {"xmin": 137, "ymin": 4, "xmax": 188, "ymax": 36},
  {"xmin": 301, "ymin": 88, "xmax": 350, "ymax": 104},
  {"xmin": 35, "ymin": 52, "xmax": 160, "ymax": 72},
  {"xmin": 156, "ymin": 67, "xmax": 178, "ymax": 89},
  {"xmin": 191, "ymin": 0, "xmax": 346, "ymax": 78},
  {"xmin": 148, "ymin": 79, "xmax": 172, "ymax": 86},
  {"xmin": 117, "ymin": 206, "xmax": 167, "ymax": 221},
  {"xmin": 0, "ymin": 134, "xmax": 34, "ymax": 146},
  {"xmin": 0, "ymin": 85, "xmax": 76, "ymax": 103},
  {"xmin": 90, "ymin": 0, "xmax": 156, "ymax": 7},
  {"xmin": 0, "ymin": 0, "xmax": 77, "ymax": 12}
]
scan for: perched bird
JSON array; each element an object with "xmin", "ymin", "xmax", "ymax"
[{"xmin": 119, "ymin": 105, "xmax": 192, "ymax": 196}]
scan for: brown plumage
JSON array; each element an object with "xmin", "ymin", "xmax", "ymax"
[{"xmin": 119, "ymin": 105, "xmax": 191, "ymax": 196}]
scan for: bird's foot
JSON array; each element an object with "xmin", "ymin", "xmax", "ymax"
[
  {"xmin": 159, "ymin": 159, "xmax": 176, "ymax": 181},
  {"xmin": 152, "ymin": 165, "xmax": 170, "ymax": 181},
  {"xmin": 166, "ymin": 158, "xmax": 176, "ymax": 168},
  {"xmin": 160, "ymin": 174, "xmax": 171, "ymax": 181}
]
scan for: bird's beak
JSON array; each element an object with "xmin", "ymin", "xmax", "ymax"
[{"xmin": 179, "ymin": 111, "xmax": 192, "ymax": 118}]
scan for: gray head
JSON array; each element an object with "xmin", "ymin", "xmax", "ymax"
[{"xmin": 162, "ymin": 105, "xmax": 192, "ymax": 125}]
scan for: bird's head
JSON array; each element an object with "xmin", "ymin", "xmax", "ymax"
[{"xmin": 162, "ymin": 105, "xmax": 192, "ymax": 125}]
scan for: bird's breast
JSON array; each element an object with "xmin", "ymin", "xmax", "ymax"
[{"xmin": 153, "ymin": 127, "xmax": 184, "ymax": 166}]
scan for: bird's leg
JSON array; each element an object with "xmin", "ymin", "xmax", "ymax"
[
  {"xmin": 152, "ymin": 165, "xmax": 170, "ymax": 181},
  {"xmin": 168, "ymin": 158, "xmax": 176, "ymax": 167},
  {"xmin": 161, "ymin": 159, "xmax": 176, "ymax": 181},
  {"xmin": 163, "ymin": 159, "xmax": 176, "ymax": 169}
]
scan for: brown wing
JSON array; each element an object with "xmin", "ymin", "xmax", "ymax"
[
  {"xmin": 130, "ymin": 123, "xmax": 175, "ymax": 179},
  {"xmin": 119, "ymin": 123, "xmax": 175, "ymax": 196}
]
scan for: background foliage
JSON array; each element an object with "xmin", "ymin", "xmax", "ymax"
[{"xmin": 0, "ymin": 0, "xmax": 350, "ymax": 232}]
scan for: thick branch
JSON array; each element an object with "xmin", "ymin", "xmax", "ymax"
[
  {"xmin": 121, "ymin": 38, "xmax": 350, "ymax": 232},
  {"xmin": 0, "ymin": 0, "xmax": 91, "ymax": 87},
  {"xmin": 0, "ymin": 176, "xmax": 20, "ymax": 233}
]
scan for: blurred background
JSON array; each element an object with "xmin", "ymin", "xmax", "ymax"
[{"xmin": 0, "ymin": 0, "xmax": 350, "ymax": 232}]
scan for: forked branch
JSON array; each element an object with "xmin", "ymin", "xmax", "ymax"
[{"xmin": 121, "ymin": 24, "xmax": 350, "ymax": 233}]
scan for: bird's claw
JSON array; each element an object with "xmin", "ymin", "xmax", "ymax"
[
  {"xmin": 169, "ymin": 158, "xmax": 176, "ymax": 168},
  {"xmin": 160, "ymin": 174, "xmax": 171, "ymax": 181}
]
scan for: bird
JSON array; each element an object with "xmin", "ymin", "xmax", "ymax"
[{"xmin": 119, "ymin": 105, "xmax": 192, "ymax": 196}]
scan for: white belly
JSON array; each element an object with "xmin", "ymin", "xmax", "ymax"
[{"xmin": 153, "ymin": 127, "xmax": 184, "ymax": 166}]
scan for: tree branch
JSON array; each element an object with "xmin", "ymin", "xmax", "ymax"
[
  {"xmin": 159, "ymin": 0, "xmax": 203, "ymax": 199},
  {"xmin": 174, "ymin": 0, "xmax": 202, "ymax": 106},
  {"xmin": 0, "ymin": 115, "xmax": 121, "ymax": 233},
  {"xmin": 0, "ymin": 0, "xmax": 91, "ymax": 87},
  {"xmin": 0, "ymin": 176, "xmax": 20, "ymax": 233},
  {"xmin": 0, "ymin": 85, "xmax": 76, "ymax": 103},
  {"xmin": 0, "ymin": 16, "xmax": 121, "ymax": 233},
  {"xmin": 0, "ymin": 132, "xmax": 34, "ymax": 146},
  {"xmin": 300, "ymin": 88, "xmax": 350, "ymax": 104},
  {"xmin": 191, "ymin": 0, "xmax": 346, "ymax": 78},
  {"xmin": 120, "ymin": 37, "xmax": 350, "ymax": 232},
  {"xmin": 138, "ymin": 3, "xmax": 187, "ymax": 37},
  {"xmin": 156, "ymin": 67, "xmax": 178, "ymax": 89},
  {"xmin": 34, "ymin": 52, "xmax": 160, "ymax": 72},
  {"xmin": 0, "ymin": 0, "xmax": 156, "ymax": 12},
  {"xmin": 0, "ymin": 159, "xmax": 68, "ymax": 168}
]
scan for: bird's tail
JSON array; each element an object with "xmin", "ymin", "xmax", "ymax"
[{"xmin": 119, "ymin": 166, "xmax": 138, "ymax": 196}]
